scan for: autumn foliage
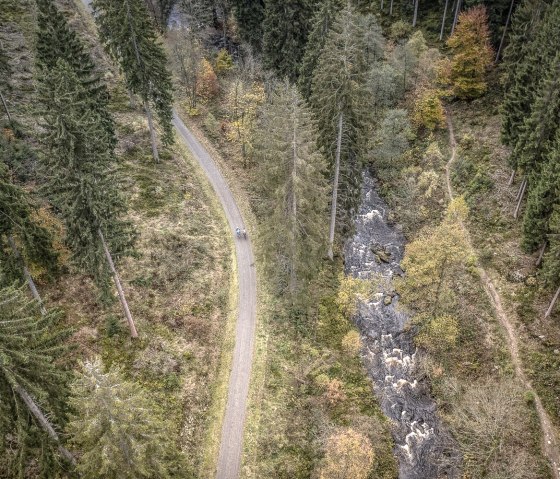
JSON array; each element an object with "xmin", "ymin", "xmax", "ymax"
[
  {"xmin": 412, "ymin": 88, "xmax": 446, "ymax": 131},
  {"xmin": 447, "ymin": 6, "xmax": 493, "ymax": 99},
  {"xmin": 197, "ymin": 58, "xmax": 219, "ymax": 99}
]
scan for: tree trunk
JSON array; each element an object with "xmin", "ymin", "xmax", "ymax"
[
  {"xmin": 413, "ymin": 0, "xmax": 419, "ymax": 26},
  {"xmin": 8, "ymin": 236, "xmax": 47, "ymax": 316},
  {"xmin": 496, "ymin": 0, "xmax": 515, "ymax": 63},
  {"xmin": 389, "ymin": 0, "xmax": 394, "ymax": 15},
  {"xmin": 328, "ymin": 112, "xmax": 344, "ymax": 261},
  {"xmin": 144, "ymin": 101, "xmax": 160, "ymax": 163},
  {"xmin": 536, "ymin": 242, "xmax": 546, "ymax": 266},
  {"xmin": 99, "ymin": 229, "xmax": 138, "ymax": 338},
  {"xmin": 289, "ymin": 110, "xmax": 298, "ymax": 295},
  {"xmin": 381, "ymin": 0, "xmax": 384, "ymax": 10},
  {"xmin": 545, "ymin": 285, "xmax": 560, "ymax": 318},
  {"xmin": 0, "ymin": 90, "xmax": 12, "ymax": 125},
  {"xmin": 513, "ymin": 177, "xmax": 527, "ymax": 219},
  {"xmin": 508, "ymin": 169, "xmax": 516, "ymax": 186},
  {"xmin": 451, "ymin": 0, "xmax": 462, "ymax": 33},
  {"xmin": 440, "ymin": 0, "xmax": 449, "ymax": 40},
  {"xmin": 14, "ymin": 384, "xmax": 76, "ymax": 465}
]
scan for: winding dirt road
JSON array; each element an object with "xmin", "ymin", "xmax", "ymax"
[
  {"xmin": 446, "ymin": 112, "xmax": 560, "ymax": 479},
  {"xmin": 173, "ymin": 113, "xmax": 256, "ymax": 479}
]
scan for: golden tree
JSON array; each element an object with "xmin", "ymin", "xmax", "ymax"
[{"xmin": 446, "ymin": 6, "xmax": 493, "ymax": 99}]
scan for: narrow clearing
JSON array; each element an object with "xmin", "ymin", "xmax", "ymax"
[
  {"xmin": 173, "ymin": 112, "xmax": 257, "ymax": 479},
  {"xmin": 446, "ymin": 112, "xmax": 560, "ymax": 479}
]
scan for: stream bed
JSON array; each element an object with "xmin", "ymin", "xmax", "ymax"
[{"xmin": 344, "ymin": 171, "xmax": 460, "ymax": 479}]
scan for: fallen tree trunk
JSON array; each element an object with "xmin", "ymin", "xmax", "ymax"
[
  {"xmin": 8, "ymin": 236, "xmax": 47, "ymax": 316},
  {"xmin": 99, "ymin": 229, "xmax": 138, "ymax": 338},
  {"xmin": 545, "ymin": 286, "xmax": 560, "ymax": 318},
  {"xmin": 513, "ymin": 177, "xmax": 527, "ymax": 219},
  {"xmin": 14, "ymin": 384, "xmax": 76, "ymax": 465}
]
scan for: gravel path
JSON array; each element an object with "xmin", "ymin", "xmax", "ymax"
[{"xmin": 173, "ymin": 112, "xmax": 257, "ymax": 479}]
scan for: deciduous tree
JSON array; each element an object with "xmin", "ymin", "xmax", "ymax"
[{"xmin": 446, "ymin": 5, "xmax": 493, "ymax": 99}]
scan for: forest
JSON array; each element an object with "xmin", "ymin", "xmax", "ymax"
[{"xmin": 1, "ymin": 0, "xmax": 560, "ymax": 478}]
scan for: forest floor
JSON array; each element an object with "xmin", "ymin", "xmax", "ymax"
[{"xmin": 446, "ymin": 110, "xmax": 560, "ymax": 478}]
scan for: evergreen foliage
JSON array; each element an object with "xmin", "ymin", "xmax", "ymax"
[
  {"xmin": 262, "ymin": 0, "xmax": 315, "ymax": 82},
  {"xmin": 35, "ymin": 0, "xmax": 115, "ymax": 148},
  {"xmin": 37, "ymin": 59, "xmax": 135, "ymax": 292},
  {"xmin": 0, "ymin": 160, "xmax": 58, "ymax": 283},
  {"xmin": 446, "ymin": 5, "xmax": 493, "ymax": 99},
  {"xmin": 0, "ymin": 282, "xmax": 71, "ymax": 475},
  {"xmin": 501, "ymin": 0, "xmax": 552, "ymax": 151},
  {"xmin": 253, "ymin": 81, "xmax": 328, "ymax": 298},
  {"xmin": 93, "ymin": 0, "xmax": 174, "ymax": 145},
  {"xmin": 371, "ymin": 109, "xmax": 415, "ymax": 167},
  {"xmin": 232, "ymin": 0, "xmax": 265, "ymax": 51},
  {"xmin": 311, "ymin": 2, "xmax": 370, "ymax": 235},
  {"xmin": 68, "ymin": 358, "xmax": 185, "ymax": 478},
  {"xmin": 298, "ymin": 0, "xmax": 342, "ymax": 99}
]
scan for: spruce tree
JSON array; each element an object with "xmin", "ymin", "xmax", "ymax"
[
  {"xmin": 542, "ymin": 207, "xmax": 560, "ymax": 317},
  {"xmin": 311, "ymin": 2, "xmax": 370, "ymax": 260},
  {"xmin": 298, "ymin": 0, "xmax": 342, "ymax": 100},
  {"xmin": 38, "ymin": 59, "xmax": 138, "ymax": 337},
  {"xmin": 0, "ymin": 42, "xmax": 12, "ymax": 124},
  {"xmin": 68, "ymin": 358, "xmax": 185, "ymax": 478},
  {"xmin": 35, "ymin": 0, "xmax": 115, "ymax": 148},
  {"xmin": 93, "ymin": 0, "xmax": 174, "ymax": 162},
  {"xmin": 0, "ymin": 282, "xmax": 73, "ymax": 474},
  {"xmin": 501, "ymin": 0, "xmax": 550, "ymax": 152},
  {"xmin": 253, "ymin": 81, "xmax": 328, "ymax": 298},
  {"xmin": 232, "ymin": 0, "xmax": 265, "ymax": 51},
  {"xmin": 0, "ymin": 160, "xmax": 58, "ymax": 309},
  {"xmin": 262, "ymin": 0, "xmax": 315, "ymax": 82}
]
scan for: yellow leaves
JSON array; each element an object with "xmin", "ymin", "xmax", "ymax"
[
  {"xmin": 412, "ymin": 88, "xmax": 446, "ymax": 131},
  {"xmin": 214, "ymin": 49, "xmax": 233, "ymax": 74},
  {"xmin": 341, "ymin": 330, "xmax": 361, "ymax": 356},
  {"xmin": 397, "ymin": 200, "xmax": 470, "ymax": 311},
  {"xmin": 416, "ymin": 315, "xmax": 459, "ymax": 355},
  {"xmin": 335, "ymin": 274, "xmax": 371, "ymax": 318},
  {"xmin": 196, "ymin": 59, "xmax": 219, "ymax": 100},
  {"xmin": 319, "ymin": 428, "xmax": 374, "ymax": 479}
]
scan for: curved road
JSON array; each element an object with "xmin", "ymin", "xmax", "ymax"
[
  {"xmin": 173, "ymin": 113, "xmax": 257, "ymax": 479},
  {"xmin": 78, "ymin": 2, "xmax": 257, "ymax": 477}
]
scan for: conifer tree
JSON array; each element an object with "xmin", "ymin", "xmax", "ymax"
[
  {"xmin": 0, "ymin": 160, "xmax": 58, "ymax": 310},
  {"xmin": 543, "ymin": 207, "xmax": 560, "ymax": 317},
  {"xmin": 68, "ymin": 358, "xmax": 184, "ymax": 478},
  {"xmin": 35, "ymin": 0, "xmax": 115, "ymax": 148},
  {"xmin": 0, "ymin": 42, "xmax": 12, "ymax": 124},
  {"xmin": 232, "ymin": 0, "xmax": 265, "ymax": 50},
  {"xmin": 311, "ymin": 2, "xmax": 370, "ymax": 260},
  {"xmin": 253, "ymin": 81, "xmax": 328, "ymax": 297},
  {"xmin": 501, "ymin": 0, "xmax": 550, "ymax": 151},
  {"xmin": 262, "ymin": 0, "xmax": 315, "ymax": 82},
  {"xmin": 38, "ymin": 59, "xmax": 138, "ymax": 337},
  {"xmin": 0, "ymin": 282, "xmax": 73, "ymax": 473},
  {"xmin": 93, "ymin": 0, "xmax": 174, "ymax": 162},
  {"xmin": 298, "ymin": 0, "xmax": 342, "ymax": 100},
  {"xmin": 446, "ymin": 5, "xmax": 493, "ymax": 99}
]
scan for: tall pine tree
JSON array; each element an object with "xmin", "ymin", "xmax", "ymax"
[
  {"xmin": 501, "ymin": 0, "xmax": 551, "ymax": 153},
  {"xmin": 232, "ymin": 0, "xmax": 265, "ymax": 51},
  {"xmin": 298, "ymin": 0, "xmax": 342, "ymax": 100},
  {"xmin": 311, "ymin": 2, "xmax": 370, "ymax": 260},
  {"xmin": 36, "ymin": 0, "xmax": 115, "ymax": 149},
  {"xmin": 0, "ymin": 282, "xmax": 73, "ymax": 474},
  {"xmin": 253, "ymin": 81, "xmax": 328, "ymax": 298},
  {"xmin": 262, "ymin": 0, "xmax": 315, "ymax": 82},
  {"xmin": 37, "ymin": 59, "xmax": 138, "ymax": 337},
  {"xmin": 93, "ymin": 0, "xmax": 174, "ymax": 162},
  {"xmin": 68, "ymin": 358, "xmax": 185, "ymax": 478}
]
